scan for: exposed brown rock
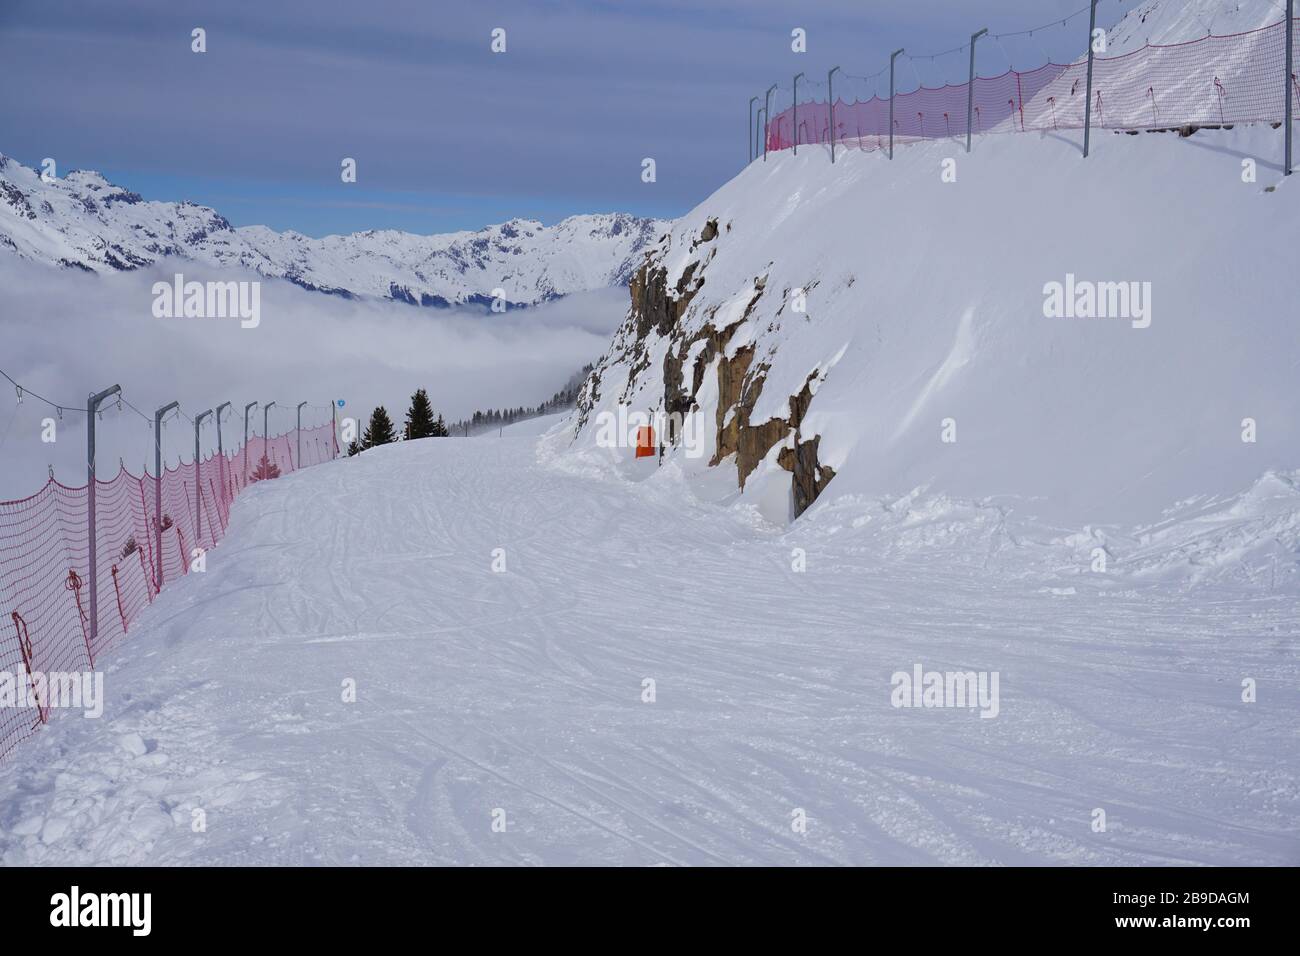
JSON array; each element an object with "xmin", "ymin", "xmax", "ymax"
[
  {"xmin": 690, "ymin": 218, "xmax": 719, "ymax": 251},
  {"xmin": 779, "ymin": 436, "xmax": 837, "ymax": 517},
  {"xmin": 579, "ymin": 218, "xmax": 837, "ymax": 518}
]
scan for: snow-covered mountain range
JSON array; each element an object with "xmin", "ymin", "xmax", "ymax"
[{"xmin": 0, "ymin": 154, "xmax": 666, "ymax": 307}]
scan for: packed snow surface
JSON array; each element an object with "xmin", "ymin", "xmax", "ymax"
[{"xmin": 1, "ymin": 435, "xmax": 1295, "ymax": 865}]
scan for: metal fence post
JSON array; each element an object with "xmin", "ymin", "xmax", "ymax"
[
  {"xmin": 1287, "ymin": 0, "xmax": 1294, "ymax": 175},
  {"xmin": 967, "ymin": 29, "xmax": 988, "ymax": 153},
  {"xmin": 331, "ymin": 400, "xmax": 338, "ymax": 458},
  {"xmin": 890, "ymin": 49, "xmax": 905, "ymax": 159},
  {"xmin": 243, "ymin": 401, "xmax": 257, "ymax": 487},
  {"xmin": 86, "ymin": 384, "xmax": 121, "ymax": 656},
  {"xmin": 793, "ymin": 72, "xmax": 805, "ymax": 155},
  {"xmin": 297, "ymin": 401, "xmax": 308, "ymax": 469},
  {"xmin": 153, "ymin": 401, "xmax": 179, "ymax": 588},
  {"xmin": 193, "ymin": 409, "xmax": 212, "ymax": 544},
  {"xmin": 763, "ymin": 84, "xmax": 777, "ymax": 160},
  {"xmin": 215, "ymin": 401, "xmax": 231, "ymax": 521},
  {"xmin": 749, "ymin": 96, "xmax": 759, "ymax": 163},
  {"xmin": 263, "ymin": 401, "xmax": 276, "ymax": 471},
  {"xmin": 1084, "ymin": 0, "xmax": 1100, "ymax": 157},
  {"xmin": 829, "ymin": 66, "xmax": 840, "ymax": 162}
]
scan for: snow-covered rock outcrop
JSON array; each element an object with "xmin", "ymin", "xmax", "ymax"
[
  {"xmin": 567, "ymin": 121, "xmax": 1299, "ymax": 531},
  {"xmin": 563, "ymin": 2, "xmax": 1300, "ymax": 529}
]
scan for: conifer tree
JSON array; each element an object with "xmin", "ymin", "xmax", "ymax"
[
  {"xmin": 432, "ymin": 413, "xmax": 449, "ymax": 437},
  {"xmin": 250, "ymin": 454, "xmax": 281, "ymax": 481},
  {"xmin": 405, "ymin": 388, "xmax": 436, "ymax": 440},
  {"xmin": 363, "ymin": 406, "xmax": 397, "ymax": 447}
]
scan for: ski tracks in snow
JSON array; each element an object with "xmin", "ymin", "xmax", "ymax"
[{"xmin": 2, "ymin": 436, "xmax": 1297, "ymax": 865}]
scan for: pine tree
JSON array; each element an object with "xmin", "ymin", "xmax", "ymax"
[
  {"xmin": 431, "ymin": 414, "xmax": 449, "ymax": 437},
  {"xmin": 363, "ymin": 406, "xmax": 397, "ymax": 447},
  {"xmin": 250, "ymin": 454, "xmax": 281, "ymax": 481},
  {"xmin": 346, "ymin": 439, "xmax": 363, "ymax": 457},
  {"xmin": 405, "ymin": 388, "xmax": 436, "ymax": 440}
]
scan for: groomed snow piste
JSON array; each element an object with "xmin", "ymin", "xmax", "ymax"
[{"xmin": 0, "ymin": 427, "xmax": 1296, "ymax": 865}]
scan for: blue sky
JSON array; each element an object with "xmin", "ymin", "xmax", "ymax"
[{"xmin": 0, "ymin": 0, "xmax": 1106, "ymax": 236}]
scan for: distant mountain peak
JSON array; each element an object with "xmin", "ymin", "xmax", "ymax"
[{"xmin": 0, "ymin": 155, "xmax": 668, "ymax": 306}]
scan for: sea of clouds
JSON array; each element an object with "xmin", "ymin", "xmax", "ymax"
[{"xmin": 0, "ymin": 257, "xmax": 626, "ymax": 498}]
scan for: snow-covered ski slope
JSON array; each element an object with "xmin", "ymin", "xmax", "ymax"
[
  {"xmin": 1, "ymin": 434, "xmax": 1296, "ymax": 865},
  {"xmin": 1107, "ymin": 0, "xmax": 1285, "ymax": 56}
]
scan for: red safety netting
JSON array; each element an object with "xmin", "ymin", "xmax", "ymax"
[
  {"xmin": 0, "ymin": 422, "xmax": 337, "ymax": 760},
  {"xmin": 766, "ymin": 18, "xmax": 1298, "ymax": 153}
]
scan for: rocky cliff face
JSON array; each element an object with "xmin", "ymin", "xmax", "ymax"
[{"xmin": 574, "ymin": 215, "xmax": 837, "ymax": 521}]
